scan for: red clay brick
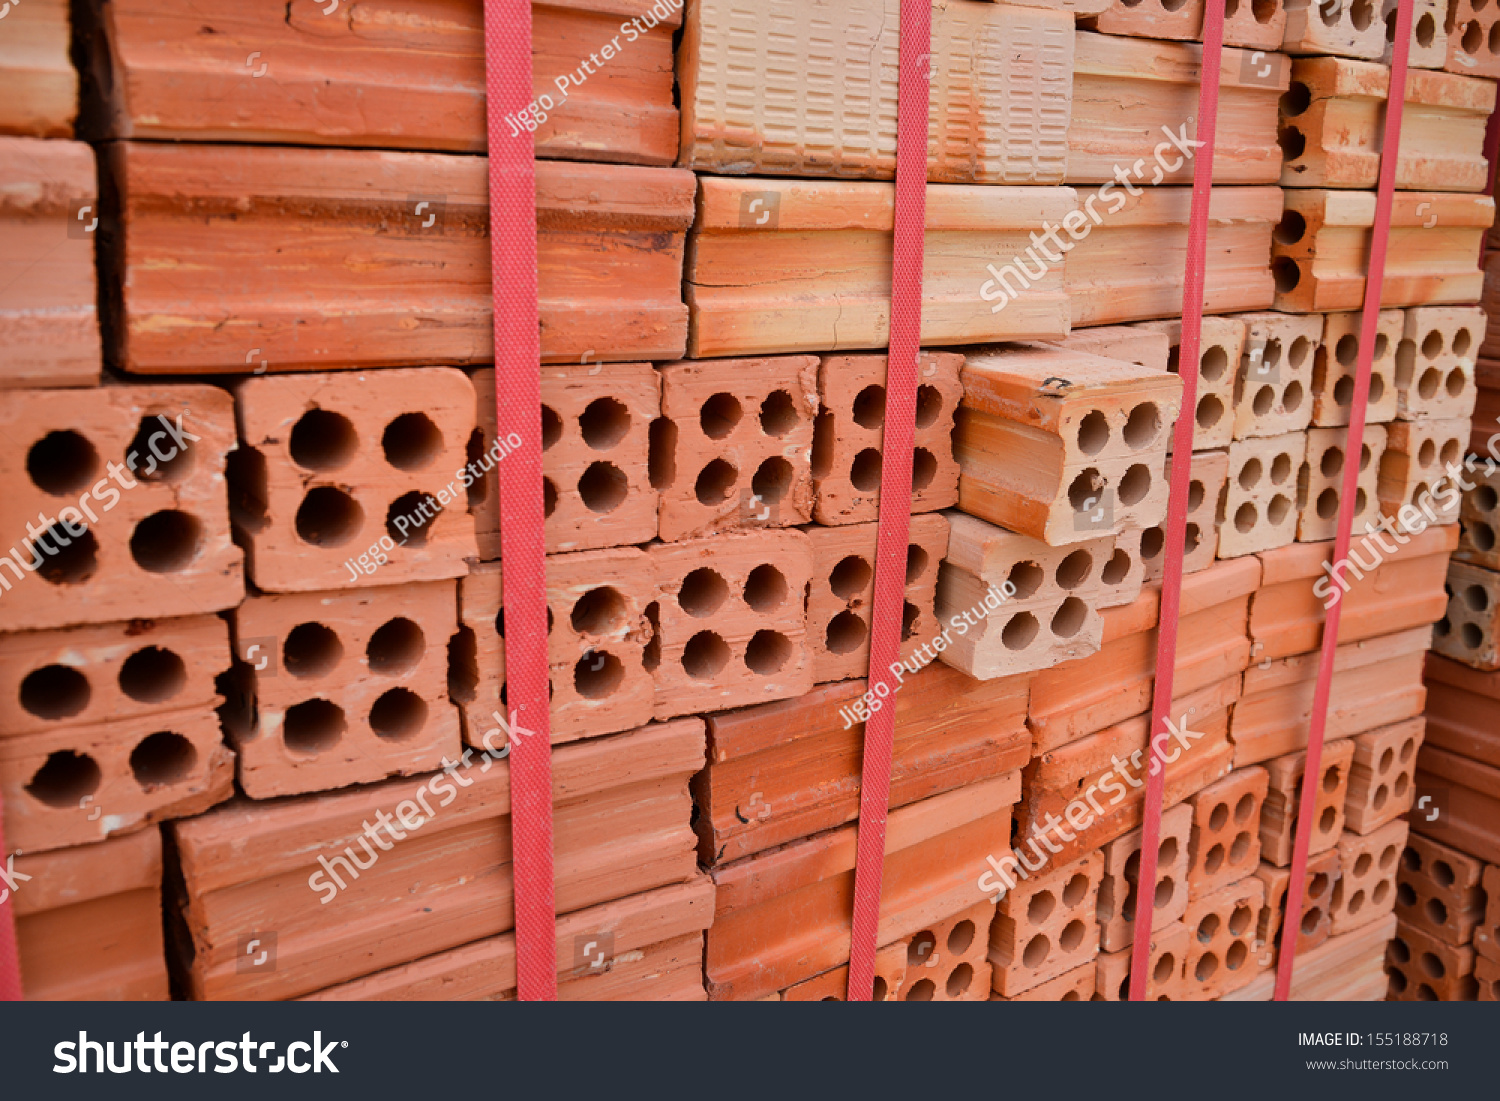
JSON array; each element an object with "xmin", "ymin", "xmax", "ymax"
[
  {"xmin": 1329, "ymin": 819, "xmax": 1407, "ymax": 935},
  {"xmin": 1257, "ymin": 847, "xmax": 1339, "ymax": 958},
  {"xmin": 1097, "ymin": 803, "xmax": 1192, "ymax": 954},
  {"xmin": 1344, "ymin": 716, "xmax": 1423, "ymax": 833},
  {"xmin": 1182, "ymin": 876, "xmax": 1267, "ymax": 999},
  {"xmin": 1386, "ymin": 920, "xmax": 1479, "ymax": 1000},
  {"xmin": 989, "ymin": 852, "xmax": 1101, "ymax": 997},
  {"xmin": 1187, "ymin": 766, "xmax": 1268, "ymax": 900},
  {"xmin": 903, "ymin": 901, "xmax": 995, "ymax": 1002},
  {"xmin": 1396, "ymin": 833, "xmax": 1488, "ymax": 947},
  {"xmin": 1259, "ymin": 739, "xmax": 1355, "ymax": 866}
]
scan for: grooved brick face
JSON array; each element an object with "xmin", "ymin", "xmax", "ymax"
[
  {"xmin": 992, "ymin": 960, "xmax": 1095, "ymax": 1001},
  {"xmin": 1344, "ymin": 716, "xmax": 1423, "ymax": 834},
  {"xmin": 1259, "ymin": 738, "xmax": 1355, "ymax": 866},
  {"xmin": 1396, "ymin": 831, "xmax": 1488, "ymax": 946},
  {"xmin": 804, "ymin": 514, "xmax": 950, "ymax": 684},
  {"xmin": 1182, "ymin": 876, "xmax": 1268, "ymax": 999},
  {"xmin": 649, "ymin": 530, "xmax": 814, "ymax": 719},
  {"xmin": 0, "ymin": 384, "xmax": 243, "ymax": 632},
  {"xmin": 1329, "ymin": 818, "xmax": 1408, "ymax": 935},
  {"xmin": 1187, "ymin": 766, "xmax": 1269, "ymax": 901},
  {"xmin": 227, "ymin": 580, "xmax": 461, "ymax": 798},
  {"xmin": 1096, "ymin": 803, "xmax": 1193, "ymax": 954},
  {"xmin": 1, "ymin": 704, "xmax": 233, "ymax": 853},
  {"xmin": 989, "ymin": 852, "xmax": 1101, "ymax": 997},
  {"xmin": 812, "ymin": 352, "xmax": 962, "ymax": 524},
  {"xmin": 1397, "ymin": 307, "xmax": 1484, "ymax": 420},
  {"xmin": 651, "ymin": 356, "xmax": 817, "ymax": 542},
  {"xmin": 1312, "ymin": 309, "xmax": 1401, "ymax": 427},
  {"xmin": 470, "ymin": 365, "xmax": 659, "ymax": 556},
  {"xmin": 0, "ymin": 615, "xmax": 226, "ymax": 736},
  {"xmin": 1446, "ymin": 0, "xmax": 1500, "ymax": 78},
  {"xmin": 901, "ymin": 901, "xmax": 996, "ymax": 1002},
  {"xmin": 1433, "ymin": 558, "xmax": 1500, "ymax": 669},
  {"xmin": 1218, "ymin": 431, "xmax": 1305, "ymax": 558},
  {"xmin": 1296, "ymin": 423, "xmax": 1385, "ymax": 543},
  {"xmin": 231, "ymin": 368, "xmax": 477, "ymax": 592},
  {"xmin": 1378, "ymin": 416, "xmax": 1468, "ymax": 528},
  {"xmin": 0, "ymin": 137, "xmax": 100, "ymax": 389}
]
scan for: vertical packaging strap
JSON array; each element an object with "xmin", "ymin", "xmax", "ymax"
[
  {"xmin": 483, "ymin": 0, "xmax": 557, "ymax": 1000},
  {"xmin": 0, "ymin": 821, "xmax": 19, "ymax": 998},
  {"xmin": 1275, "ymin": 0, "xmax": 1413, "ymax": 1002},
  {"xmin": 1127, "ymin": 0, "xmax": 1227, "ymax": 1000},
  {"xmin": 845, "ymin": 0, "xmax": 933, "ymax": 1001}
]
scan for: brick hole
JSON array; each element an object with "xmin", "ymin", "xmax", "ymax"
[
  {"xmin": 1319, "ymin": 446, "xmax": 1344, "ymax": 479},
  {"xmin": 574, "ymin": 650, "xmax": 624, "ymax": 699},
  {"xmin": 367, "ymin": 617, "xmax": 425, "ymax": 675},
  {"xmin": 648, "ymin": 418, "xmax": 676, "ymax": 489},
  {"xmin": 1377, "ymin": 746, "xmax": 1395, "ymax": 774},
  {"xmin": 1479, "ymin": 486, "xmax": 1500, "ymax": 514},
  {"xmin": 848, "ymin": 384, "xmax": 887, "ymax": 431},
  {"xmin": 1077, "ymin": 410, "xmax": 1109, "ymax": 456},
  {"xmin": 905, "ymin": 544, "xmax": 929, "ymax": 584},
  {"xmin": 1270, "ymin": 452, "xmax": 1292, "ymax": 484},
  {"xmin": 284, "ymin": 622, "xmax": 343, "ymax": 678},
  {"xmin": 1267, "ymin": 494, "xmax": 1292, "ymax": 525},
  {"xmin": 914, "ymin": 385, "xmax": 943, "ymax": 429},
  {"xmin": 1154, "ymin": 876, "xmax": 1175, "ymax": 911},
  {"xmin": 119, "ymin": 646, "xmax": 186, "ymax": 704},
  {"xmin": 1194, "ymin": 951, "xmax": 1219, "ymax": 982},
  {"xmin": 1056, "ymin": 549, "xmax": 1092, "ymax": 590},
  {"xmin": 1466, "ymin": 584, "xmax": 1490, "ymax": 612},
  {"xmin": 1160, "ymin": 836, "xmax": 1178, "ymax": 864},
  {"xmin": 1122, "ymin": 401, "xmax": 1159, "ymax": 448},
  {"xmin": 447, "ymin": 626, "xmax": 478, "ymax": 704},
  {"xmin": 1418, "ymin": 367, "xmax": 1442, "ymax": 400},
  {"xmin": 1022, "ymin": 933, "xmax": 1051, "ymax": 968},
  {"xmin": 1272, "ymin": 257, "xmax": 1301, "ymax": 294},
  {"xmin": 26, "ymin": 749, "xmax": 101, "ymax": 807},
  {"xmin": 382, "ymin": 412, "xmax": 443, "ymax": 472},
  {"xmin": 1152, "ymin": 952, "xmax": 1175, "ymax": 984},
  {"xmin": 744, "ymin": 564, "xmax": 788, "ymax": 614},
  {"xmin": 1462, "ymin": 622, "xmax": 1484, "ymax": 649},
  {"xmin": 947, "ymin": 919, "xmax": 975, "ymax": 955},
  {"xmin": 1059, "ymin": 919, "xmax": 1086, "ymax": 952},
  {"xmin": 1028, "ymin": 889, "xmax": 1057, "ymax": 924},
  {"xmin": 694, "ymin": 458, "xmax": 737, "ymax": 505},
  {"xmin": 1413, "ymin": 981, "xmax": 1440, "ymax": 1000},
  {"xmin": 387, "ymin": 491, "xmax": 442, "ymax": 546},
  {"xmin": 126, "ymin": 416, "xmax": 194, "ymax": 482},
  {"xmin": 754, "ymin": 391, "xmax": 800, "ymax": 439},
  {"xmin": 1001, "ymin": 611, "xmax": 1039, "ymax": 651},
  {"xmin": 912, "ymin": 447, "xmax": 937, "ymax": 491},
  {"xmin": 1062, "ymin": 872, "xmax": 1088, "ymax": 907},
  {"xmin": 943, "ymin": 962, "xmax": 974, "ymax": 998},
  {"xmin": 1230, "ymin": 831, "xmax": 1251, "ymax": 864},
  {"xmin": 1234, "ymin": 502, "xmax": 1258, "ymax": 533},
  {"xmin": 1225, "ymin": 939, "xmax": 1249, "ymax": 971},
  {"xmin": 830, "ymin": 555, "xmax": 873, "ymax": 601},
  {"xmin": 131, "ymin": 510, "xmax": 202, "ymax": 573},
  {"xmin": 905, "ymin": 978, "xmax": 936, "ymax": 1001},
  {"xmin": 1102, "ymin": 548, "xmax": 1131, "ymax": 586},
  {"xmin": 1201, "ymin": 344, "xmax": 1229, "ymax": 382},
  {"xmin": 1350, "ymin": 0, "xmax": 1373, "ymax": 26},
  {"xmin": 1007, "ymin": 560, "xmax": 1043, "ymax": 598},
  {"xmin": 1204, "ymin": 843, "xmax": 1225, "ymax": 875},
  {"xmin": 1394, "ymin": 338, "xmax": 1417, "ymax": 387},
  {"xmin": 296, "ymin": 487, "xmax": 364, "ymax": 548},
  {"xmin": 1316, "ymin": 488, "xmax": 1339, "ymax": 520},
  {"xmin": 1123, "ymin": 854, "xmax": 1142, "ymax": 921},
  {"xmin": 1197, "ymin": 913, "xmax": 1221, "ymax": 944},
  {"xmin": 1352, "ymin": 852, "xmax": 1372, "ymax": 878},
  {"xmin": 1317, "ymin": 805, "xmax": 1337, "ymax": 833},
  {"xmin": 540, "ymin": 405, "xmax": 563, "ymax": 450},
  {"xmin": 1371, "ymin": 879, "xmax": 1390, "ymax": 906},
  {"xmin": 463, "ymin": 430, "xmax": 489, "ymax": 508},
  {"xmin": 679, "ymin": 568, "xmax": 729, "ymax": 618},
  {"xmin": 1050, "ymin": 597, "xmax": 1087, "ymax": 639},
  {"xmin": 1278, "ymin": 126, "xmax": 1305, "ymax": 162},
  {"xmin": 1389, "ymin": 934, "xmax": 1412, "ymax": 965},
  {"xmin": 1453, "ymin": 328, "xmax": 1473, "ymax": 357},
  {"xmin": 1301, "ymin": 907, "xmax": 1323, "ymax": 936},
  {"xmin": 228, "ymin": 445, "xmax": 271, "ymax": 534},
  {"xmin": 1118, "ymin": 464, "xmax": 1150, "ymax": 505},
  {"xmin": 580, "ymin": 398, "xmax": 630, "ymax": 450},
  {"xmin": 1234, "ymin": 793, "xmax": 1254, "ymax": 825},
  {"xmin": 872, "ymin": 976, "xmax": 888, "ymax": 1000},
  {"xmin": 1424, "ymin": 896, "xmax": 1450, "ymax": 927},
  {"xmin": 1280, "ymin": 80, "xmax": 1311, "ymax": 117},
  {"xmin": 579, "ymin": 461, "xmax": 628, "ymax": 514},
  {"xmin": 682, "ymin": 631, "xmax": 731, "ymax": 679},
  {"xmin": 1252, "ymin": 0, "xmax": 1276, "ymax": 20},
  {"xmin": 1419, "ymin": 951, "xmax": 1445, "ymax": 979},
  {"xmin": 1228, "ymin": 903, "xmax": 1253, "ymax": 937},
  {"xmin": 642, "ymin": 602, "xmax": 660, "ymax": 673},
  {"xmin": 1067, "ymin": 468, "xmax": 1104, "ymax": 512},
  {"xmin": 752, "ymin": 456, "xmax": 793, "ymax": 507},
  {"xmin": 1162, "ymin": 0, "xmax": 1188, "ymax": 11},
  {"xmin": 1431, "ymin": 858, "xmax": 1457, "ymax": 888},
  {"xmin": 543, "ymin": 477, "xmax": 558, "ymax": 517},
  {"xmin": 1117, "ymin": 975, "xmax": 1129, "ymax": 999},
  {"xmin": 850, "ymin": 448, "xmax": 882, "ymax": 492},
  {"xmin": 900, "ymin": 600, "xmax": 920, "ymax": 641},
  {"xmin": 1393, "ymin": 772, "xmax": 1409, "ymax": 799},
  {"xmin": 129, "ymin": 730, "xmax": 196, "ymax": 789},
  {"xmin": 289, "ymin": 409, "xmax": 358, "ymax": 471},
  {"xmin": 1209, "ymin": 801, "xmax": 1229, "ymax": 831},
  {"xmin": 496, "ymin": 607, "xmax": 506, "ymax": 639},
  {"xmin": 907, "ymin": 931, "xmax": 936, "ymax": 968},
  {"xmin": 1238, "ymin": 457, "xmax": 1263, "ymax": 490},
  {"xmin": 1446, "ymin": 368, "xmax": 1467, "ymax": 398},
  {"xmin": 745, "ymin": 630, "xmax": 792, "ymax": 675},
  {"xmin": 1397, "ymin": 880, "xmax": 1417, "ymax": 908},
  {"xmin": 700, "ymin": 393, "xmax": 742, "ymax": 439},
  {"xmin": 809, "ymin": 411, "xmax": 833, "ymax": 479},
  {"xmin": 1441, "ymin": 439, "xmax": 1461, "ymax": 466},
  {"xmin": 27, "ymin": 429, "xmax": 100, "ymax": 495},
  {"xmin": 1387, "ymin": 967, "xmax": 1409, "ymax": 994},
  {"xmin": 20, "ymin": 664, "xmax": 90, "ymax": 720},
  {"xmin": 369, "ymin": 687, "xmax": 427, "ymax": 740},
  {"xmin": 1196, "ymin": 393, "xmax": 1224, "ymax": 430}
]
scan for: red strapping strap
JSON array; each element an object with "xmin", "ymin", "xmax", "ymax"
[
  {"xmin": 0, "ymin": 816, "xmax": 20, "ymax": 1000},
  {"xmin": 1275, "ymin": 0, "xmax": 1414, "ymax": 1001},
  {"xmin": 1127, "ymin": 0, "xmax": 1226, "ymax": 1000},
  {"xmin": 484, "ymin": 0, "xmax": 557, "ymax": 1000},
  {"xmin": 846, "ymin": 0, "xmax": 933, "ymax": 1001}
]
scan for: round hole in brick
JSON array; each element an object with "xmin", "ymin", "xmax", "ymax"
[
  {"xmin": 1230, "ymin": 831, "xmax": 1251, "ymax": 864},
  {"xmin": 1102, "ymin": 549, "xmax": 1131, "ymax": 586},
  {"xmin": 682, "ymin": 630, "xmax": 731, "ymax": 679},
  {"xmin": 27, "ymin": 429, "xmax": 100, "ymax": 495},
  {"xmin": 700, "ymin": 392, "xmax": 742, "ymax": 439},
  {"xmin": 1267, "ymin": 494, "xmax": 1292, "ymax": 525},
  {"xmin": 1418, "ymin": 367, "xmax": 1442, "ymax": 400},
  {"xmin": 579, "ymin": 461, "xmax": 629, "ymax": 515},
  {"xmin": 26, "ymin": 750, "xmax": 101, "ymax": 807},
  {"xmin": 1274, "ymin": 210, "xmax": 1307, "ymax": 246},
  {"xmin": 1060, "ymin": 873, "xmax": 1088, "ymax": 909},
  {"xmin": 119, "ymin": 646, "xmax": 187, "ymax": 704},
  {"xmin": 574, "ymin": 650, "xmax": 624, "ymax": 699},
  {"xmin": 1234, "ymin": 792, "xmax": 1254, "ymax": 824},
  {"xmin": 1492, "ymin": 19, "xmax": 1500, "ymax": 52},
  {"xmin": 1388, "ymin": 970, "xmax": 1409, "ymax": 994},
  {"xmin": 1320, "ymin": 446, "xmax": 1344, "ymax": 479},
  {"xmin": 1022, "ymin": 933, "xmax": 1050, "ymax": 968},
  {"xmin": 947, "ymin": 918, "xmax": 975, "ymax": 956},
  {"xmin": 1277, "ymin": 125, "xmax": 1305, "ymax": 162},
  {"xmin": 679, "ymin": 568, "xmax": 729, "ymax": 617},
  {"xmin": 580, "ymin": 398, "xmax": 631, "ymax": 450},
  {"xmin": 1421, "ymin": 329, "xmax": 1444, "ymax": 359},
  {"xmin": 1419, "ymin": 951, "xmax": 1445, "ymax": 980},
  {"xmin": 1466, "ymin": 584, "xmax": 1489, "ymax": 612},
  {"xmin": 1056, "ymin": 549, "xmax": 1092, "ymax": 590},
  {"xmin": 1209, "ymin": 801, "xmax": 1229, "ymax": 831},
  {"xmin": 1462, "ymin": 622, "xmax": 1484, "ymax": 650},
  {"xmin": 1203, "ymin": 843, "xmax": 1225, "ymax": 875},
  {"xmin": 21, "ymin": 663, "xmax": 91, "ymax": 721},
  {"xmin": 1300, "ymin": 907, "xmax": 1322, "ymax": 936},
  {"xmin": 1289, "ymin": 336, "xmax": 1312, "ymax": 371},
  {"xmin": 1202, "ymin": 344, "xmax": 1228, "ymax": 382},
  {"xmin": 1067, "ymin": 468, "xmax": 1104, "ymax": 513},
  {"xmin": 1417, "ymin": 439, "xmax": 1437, "ymax": 468},
  {"xmin": 541, "ymin": 477, "xmax": 558, "ymax": 518},
  {"xmin": 284, "ymin": 622, "xmax": 343, "ymax": 678},
  {"xmin": 1182, "ymin": 521, "xmax": 1198, "ymax": 556},
  {"xmin": 1374, "ymin": 332, "xmax": 1390, "ymax": 360},
  {"xmin": 1397, "ymin": 881, "xmax": 1417, "ymax": 908},
  {"xmin": 944, "ymin": 962, "xmax": 974, "ymax": 998},
  {"xmin": 1415, "ymin": 982, "xmax": 1440, "ymax": 1000},
  {"xmin": 1028, "ymin": 889, "xmax": 1056, "ymax": 924},
  {"xmin": 905, "ymin": 545, "xmax": 929, "ymax": 585},
  {"xmin": 693, "ymin": 458, "xmax": 738, "ymax": 507},
  {"xmin": 1051, "ymin": 597, "xmax": 1087, "ymax": 639},
  {"xmin": 1433, "ymin": 859, "xmax": 1456, "ymax": 888},
  {"xmin": 125, "ymin": 417, "xmax": 194, "ymax": 482},
  {"xmin": 852, "ymin": 385, "xmax": 886, "ymax": 430},
  {"xmin": 752, "ymin": 456, "xmax": 793, "ymax": 506},
  {"xmin": 745, "ymin": 629, "xmax": 792, "ymax": 675},
  {"xmin": 826, "ymin": 611, "xmax": 868, "ymax": 655},
  {"xmin": 1194, "ymin": 952, "xmax": 1219, "ymax": 983},
  {"xmin": 1370, "ymin": 879, "xmax": 1389, "ymax": 908},
  {"xmin": 381, "ymin": 412, "xmax": 443, "ymax": 472},
  {"xmin": 1077, "ymin": 410, "xmax": 1109, "ymax": 456},
  {"xmin": 1333, "ymin": 376, "xmax": 1354, "ymax": 407},
  {"xmin": 1425, "ymin": 897, "xmax": 1449, "ymax": 927},
  {"xmin": 1280, "ymin": 81, "xmax": 1311, "ymax": 117},
  {"xmin": 1354, "ymin": 0, "xmax": 1376, "ymax": 25},
  {"xmin": 1270, "ymin": 453, "xmax": 1292, "ymax": 484},
  {"xmin": 757, "ymin": 390, "xmax": 799, "ymax": 439},
  {"xmin": 1123, "ymin": 402, "xmax": 1162, "ymax": 451},
  {"xmin": 130, "ymin": 510, "xmax": 202, "ymax": 573},
  {"xmin": 370, "ymin": 687, "xmax": 427, "ymax": 740},
  {"xmin": 1008, "ymin": 561, "xmax": 1043, "ymax": 599},
  {"xmin": 541, "ymin": 405, "xmax": 563, "ymax": 450},
  {"xmin": 1228, "ymin": 903, "xmax": 1254, "ymax": 937},
  {"xmin": 872, "ymin": 977, "xmax": 888, "ymax": 1001},
  {"xmin": 905, "ymin": 978, "xmax": 935, "ymax": 1001},
  {"xmin": 570, "ymin": 587, "xmax": 628, "ymax": 636},
  {"xmin": 744, "ymin": 564, "xmax": 788, "ymax": 613},
  {"xmin": 1118, "ymin": 464, "xmax": 1150, "ymax": 506},
  {"xmin": 33, "ymin": 523, "xmax": 98, "ymax": 587},
  {"xmin": 914, "ymin": 385, "xmax": 943, "ymax": 429},
  {"xmin": 1446, "ymin": 367, "xmax": 1467, "ymax": 399},
  {"xmin": 1159, "ymin": 837, "xmax": 1178, "ymax": 864},
  {"xmin": 387, "ymin": 491, "xmax": 441, "ymax": 547},
  {"xmin": 1413, "ymin": 9, "xmax": 1437, "ymax": 43},
  {"xmin": 1376, "ymin": 746, "xmax": 1395, "ymax": 775},
  {"xmin": 296, "ymin": 487, "xmax": 364, "ymax": 548},
  {"xmin": 1272, "ymin": 257, "xmax": 1301, "ymax": 294},
  {"xmin": 1055, "ymin": 919, "xmax": 1085, "ymax": 952},
  {"xmin": 1393, "ymin": 772, "xmax": 1409, "ymax": 798},
  {"xmin": 1322, "ymin": 768, "xmax": 1340, "ymax": 795},
  {"xmin": 1317, "ymin": 806, "xmax": 1336, "ymax": 834},
  {"xmin": 1196, "ymin": 393, "xmax": 1225, "ymax": 431},
  {"xmin": 1335, "ymin": 334, "xmax": 1359, "ymax": 368},
  {"xmin": 1315, "ymin": 488, "xmax": 1338, "ymax": 520},
  {"xmin": 902, "ymin": 600, "xmax": 921, "ymax": 643},
  {"xmin": 1234, "ymin": 501, "xmax": 1258, "ymax": 533},
  {"xmin": 850, "ymin": 448, "xmax": 882, "ymax": 492},
  {"xmin": 1154, "ymin": 876, "xmax": 1175, "ymax": 910},
  {"xmin": 130, "ymin": 730, "xmax": 196, "ymax": 789},
  {"xmin": 289, "ymin": 409, "xmax": 359, "ymax": 471},
  {"xmin": 907, "ymin": 931, "xmax": 936, "ymax": 968},
  {"xmin": 1395, "ymin": 338, "xmax": 1416, "ymax": 387},
  {"xmin": 1238, "ymin": 457, "xmax": 1263, "ymax": 490},
  {"xmin": 1453, "ymin": 328, "xmax": 1472, "ymax": 357},
  {"xmin": 367, "ymin": 617, "xmax": 425, "ymax": 675},
  {"xmin": 1152, "ymin": 952, "xmax": 1175, "ymax": 985},
  {"xmin": 1225, "ymin": 940, "xmax": 1248, "ymax": 972},
  {"xmin": 829, "ymin": 555, "xmax": 873, "ymax": 602},
  {"xmin": 1140, "ymin": 526, "xmax": 1164, "ymax": 562},
  {"xmin": 1002, "ymin": 611, "xmax": 1039, "ymax": 651},
  {"xmin": 1441, "ymin": 439, "xmax": 1460, "ymax": 467},
  {"xmin": 911, "ymin": 447, "xmax": 937, "ymax": 492},
  {"xmin": 1282, "ymin": 380, "xmax": 1304, "ymax": 413}
]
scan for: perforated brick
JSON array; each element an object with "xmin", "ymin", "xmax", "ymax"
[
  {"xmin": 1097, "ymin": 803, "xmax": 1192, "ymax": 953},
  {"xmin": 1187, "ymin": 766, "xmax": 1269, "ymax": 900},
  {"xmin": 1386, "ymin": 920, "xmax": 1478, "ymax": 1000},
  {"xmin": 1455, "ymin": 461, "xmax": 1500, "ymax": 568},
  {"xmin": 1395, "ymin": 307, "xmax": 1483, "ymax": 420},
  {"xmin": 1257, "ymin": 846, "xmax": 1339, "ymax": 956},
  {"xmin": 1329, "ymin": 818, "xmax": 1407, "ymax": 934},
  {"xmin": 1231, "ymin": 312, "xmax": 1320, "ymax": 439},
  {"xmin": 1182, "ymin": 876, "xmax": 1267, "ymax": 999},
  {"xmin": 1134, "ymin": 317, "xmax": 1243, "ymax": 452},
  {"xmin": 1312, "ymin": 309, "xmax": 1401, "ymax": 426},
  {"xmin": 1378, "ymin": 416, "xmax": 1467, "ymax": 528},
  {"xmin": 1259, "ymin": 739, "xmax": 1355, "ymax": 866},
  {"xmin": 1134, "ymin": 448, "xmax": 1228, "ymax": 583},
  {"xmin": 1092, "ymin": 920, "xmax": 1189, "ymax": 1001},
  {"xmin": 1445, "ymin": 0, "xmax": 1500, "ymax": 78},
  {"xmin": 1433, "ymin": 558, "xmax": 1500, "ymax": 669},
  {"xmin": 1218, "ymin": 431, "xmax": 1306, "ymax": 557},
  {"xmin": 990, "ymin": 853, "xmax": 1101, "ymax": 997},
  {"xmin": 1297, "ymin": 423, "xmax": 1385, "ymax": 542},
  {"xmin": 1344, "ymin": 716, "xmax": 1422, "ymax": 833},
  {"xmin": 902, "ymin": 901, "xmax": 996, "ymax": 1002},
  {"xmin": 1396, "ymin": 832, "xmax": 1488, "ymax": 946},
  {"xmin": 1283, "ymin": 0, "xmax": 1387, "ymax": 58}
]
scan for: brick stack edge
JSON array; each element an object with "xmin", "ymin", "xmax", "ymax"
[{"xmin": 0, "ymin": 0, "xmax": 1494, "ymax": 1002}]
